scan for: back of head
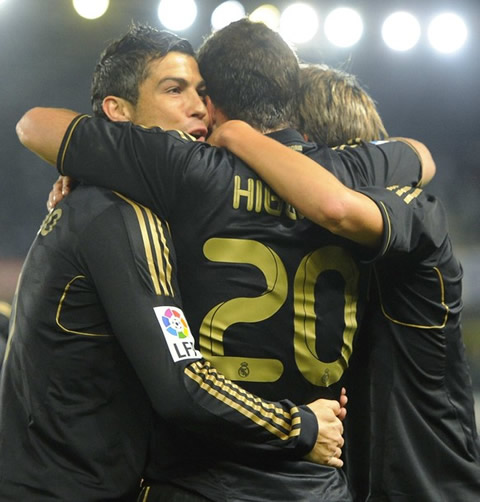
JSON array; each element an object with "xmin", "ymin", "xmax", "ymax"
[
  {"xmin": 298, "ymin": 64, "xmax": 388, "ymax": 146},
  {"xmin": 197, "ymin": 18, "xmax": 300, "ymax": 132},
  {"xmin": 91, "ymin": 23, "xmax": 195, "ymax": 119}
]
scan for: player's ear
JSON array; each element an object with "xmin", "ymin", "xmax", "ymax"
[
  {"xmin": 205, "ymin": 96, "xmax": 216, "ymax": 127},
  {"xmin": 206, "ymin": 96, "xmax": 229, "ymax": 130},
  {"xmin": 102, "ymin": 96, "xmax": 134, "ymax": 122}
]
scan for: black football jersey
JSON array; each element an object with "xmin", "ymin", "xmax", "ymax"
[
  {"xmin": 0, "ymin": 185, "xmax": 316, "ymax": 501},
  {"xmin": 346, "ymin": 186, "xmax": 480, "ymax": 501},
  {"xmin": 57, "ymin": 117, "xmax": 423, "ymax": 501}
]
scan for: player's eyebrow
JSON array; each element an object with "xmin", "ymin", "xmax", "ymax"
[
  {"xmin": 157, "ymin": 76, "xmax": 188, "ymax": 87},
  {"xmin": 157, "ymin": 77, "xmax": 206, "ymax": 90}
]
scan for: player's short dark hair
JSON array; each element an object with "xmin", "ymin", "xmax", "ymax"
[
  {"xmin": 91, "ymin": 23, "xmax": 195, "ymax": 119},
  {"xmin": 197, "ymin": 18, "xmax": 300, "ymax": 132}
]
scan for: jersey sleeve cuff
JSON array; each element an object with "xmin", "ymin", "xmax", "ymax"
[
  {"xmin": 356, "ymin": 188, "xmax": 393, "ymax": 264},
  {"xmin": 56, "ymin": 114, "xmax": 90, "ymax": 175},
  {"xmin": 295, "ymin": 404, "xmax": 318, "ymax": 458}
]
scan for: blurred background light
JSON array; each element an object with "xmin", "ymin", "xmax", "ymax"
[
  {"xmin": 211, "ymin": 1, "xmax": 245, "ymax": 31},
  {"xmin": 382, "ymin": 11, "xmax": 421, "ymax": 51},
  {"xmin": 280, "ymin": 2, "xmax": 319, "ymax": 44},
  {"xmin": 324, "ymin": 7, "xmax": 363, "ymax": 48},
  {"xmin": 249, "ymin": 4, "xmax": 281, "ymax": 31},
  {"xmin": 157, "ymin": 0, "xmax": 197, "ymax": 31},
  {"xmin": 72, "ymin": 0, "xmax": 109, "ymax": 20},
  {"xmin": 428, "ymin": 13, "xmax": 468, "ymax": 53}
]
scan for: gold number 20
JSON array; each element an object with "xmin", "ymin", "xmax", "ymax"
[{"xmin": 199, "ymin": 238, "xmax": 359, "ymax": 387}]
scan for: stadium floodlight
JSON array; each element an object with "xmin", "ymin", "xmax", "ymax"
[
  {"xmin": 324, "ymin": 7, "xmax": 363, "ymax": 48},
  {"xmin": 382, "ymin": 11, "xmax": 421, "ymax": 52},
  {"xmin": 72, "ymin": 0, "xmax": 109, "ymax": 20},
  {"xmin": 211, "ymin": 1, "xmax": 245, "ymax": 32},
  {"xmin": 428, "ymin": 13, "xmax": 467, "ymax": 54},
  {"xmin": 157, "ymin": 0, "xmax": 197, "ymax": 31},
  {"xmin": 249, "ymin": 4, "xmax": 281, "ymax": 30},
  {"xmin": 280, "ymin": 2, "xmax": 319, "ymax": 44}
]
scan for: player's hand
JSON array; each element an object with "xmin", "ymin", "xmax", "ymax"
[
  {"xmin": 47, "ymin": 175, "xmax": 76, "ymax": 211},
  {"xmin": 303, "ymin": 393, "xmax": 347, "ymax": 468}
]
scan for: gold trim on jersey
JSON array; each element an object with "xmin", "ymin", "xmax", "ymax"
[
  {"xmin": 114, "ymin": 192, "xmax": 174, "ymax": 297},
  {"xmin": 139, "ymin": 486, "xmax": 151, "ymax": 501},
  {"xmin": 56, "ymin": 276, "xmax": 113, "ymax": 337},
  {"xmin": 0, "ymin": 301, "xmax": 11, "ymax": 319},
  {"xmin": 173, "ymin": 129, "xmax": 196, "ymax": 141},
  {"xmin": 58, "ymin": 114, "xmax": 89, "ymax": 175},
  {"xmin": 378, "ymin": 201, "xmax": 392, "ymax": 257},
  {"xmin": 404, "ymin": 187, "xmax": 422, "ymax": 204},
  {"xmin": 137, "ymin": 126, "xmax": 196, "ymax": 143},
  {"xmin": 376, "ymin": 266, "xmax": 449, "ymax": 329},
  {"xmin": 185, "ymin": 361, "xmax": 302, "ymax": 440},
  {"xmin": 3, "ymin": 270, "xmax": 22, "ymax": 363},
  {"xmin": 387, "ymin": 185, "xmax": 422, "ymax": 204}
]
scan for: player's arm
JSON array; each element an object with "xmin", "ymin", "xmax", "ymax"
[
  {"xmin": 81, "ymin": 198, "xmax": 345, "ymax": 466},
  {"xmin": 209, "ymin": 121, "xmax": 383, "ymax": 248},
  {"xmin": 17, "ymin": 109, "xmax": 195, "ymax": 217},
  {"xmin": 16, "ymin": 107, "xmax": 78, "ymax": 165}
]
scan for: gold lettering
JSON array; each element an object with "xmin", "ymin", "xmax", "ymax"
[
  {"xmin": 233, "ymin": 175, "xmax": 255, "ymax": 210},
  {"xmin": 404, "ymin": 188, "xmax": 422, "ymax": 204},
  {"xmin": 255, "ymin": 179, "xmax": 263, "ymax": 213},
  {"xmin": 232, "ymin": 175, "xmax": 303, "ymax": 220},
  {"xmin": 264, "ymin": 186, "xmax": 283, "ymax": 216}
]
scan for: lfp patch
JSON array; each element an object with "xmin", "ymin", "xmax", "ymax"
[{"xmin": 154, "ymin": 306, "xmax": 202, "ymax": 362}]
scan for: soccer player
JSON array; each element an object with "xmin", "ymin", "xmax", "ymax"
[
  {"xmin": 1, "ymin": 25, "xmax": 346, "ymax": 501},
  {"xmin": 208, "ymin": 67, "xmax": 480, "ymax": 501},
  {"xmin": 16, "ymin": 19, "xmax": 435, "ymax": 502}
]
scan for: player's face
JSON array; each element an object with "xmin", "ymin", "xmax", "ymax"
[{"xmin": 130, "ymin": 52, "xmax": 209, "ymax": 141}]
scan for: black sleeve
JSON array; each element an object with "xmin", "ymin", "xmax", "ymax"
[
  {"xmin": 357, "ymin": 185, "xmax": 448, "ymax": 261},
  {"xmin": 334, "ymin": 140, "xmax": 423, "ymax": 189},
  {"xmin": 355, "ymin": 185, "xmax": 461, "ymax": 329},
  {"xmin": 57, "ymin": 115, "xmax": 209, "ymax": 221},
  {"xmin": 77, "ymin": 194, "xmax": 317, "ymax": 457}
]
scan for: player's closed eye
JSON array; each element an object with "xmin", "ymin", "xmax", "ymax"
[{"xmin": 197, "ymin": 89, "xmax": 207, "ymax": 104}]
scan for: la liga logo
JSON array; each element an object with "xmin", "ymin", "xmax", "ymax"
[
  {"xmin": 154, "ymin": 305, "xmax": 202, "ymax": 362},
  {"xmin": 161, "ymin": 307, "xmax": 190, "ymax": 338}
]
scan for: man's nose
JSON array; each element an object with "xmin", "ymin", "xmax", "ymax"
[{"xmin": 190, "ymin": 92, "xmax": 207, "ymax": 120}]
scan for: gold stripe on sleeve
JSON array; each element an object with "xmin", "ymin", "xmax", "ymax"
[
  {"xmin": 155, "ymin": 215, "xmax": 174, "ymax": 296},
  {"xmin": 148, "ymin": 211, "xmax": 174, "ymax": 297},
  {"xmin": 193, "ymin": 362, "xmax": 295, "ymax": 421},
  {"xmin": 114, "ymin": 193, "xmax": 163, "ymax": 295},
  {"xmin": 185, "ymin": 361, "xmax": 302, "ymax": 440}
]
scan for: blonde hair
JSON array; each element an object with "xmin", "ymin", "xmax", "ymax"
[{"xmin": 298, "ymin": 64, "xmax": 388, "ymax": 146}]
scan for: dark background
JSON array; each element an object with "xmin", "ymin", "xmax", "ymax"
[{"xmin": 0, "ymin": 0, "xmax": 479, "ymax": 394}]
